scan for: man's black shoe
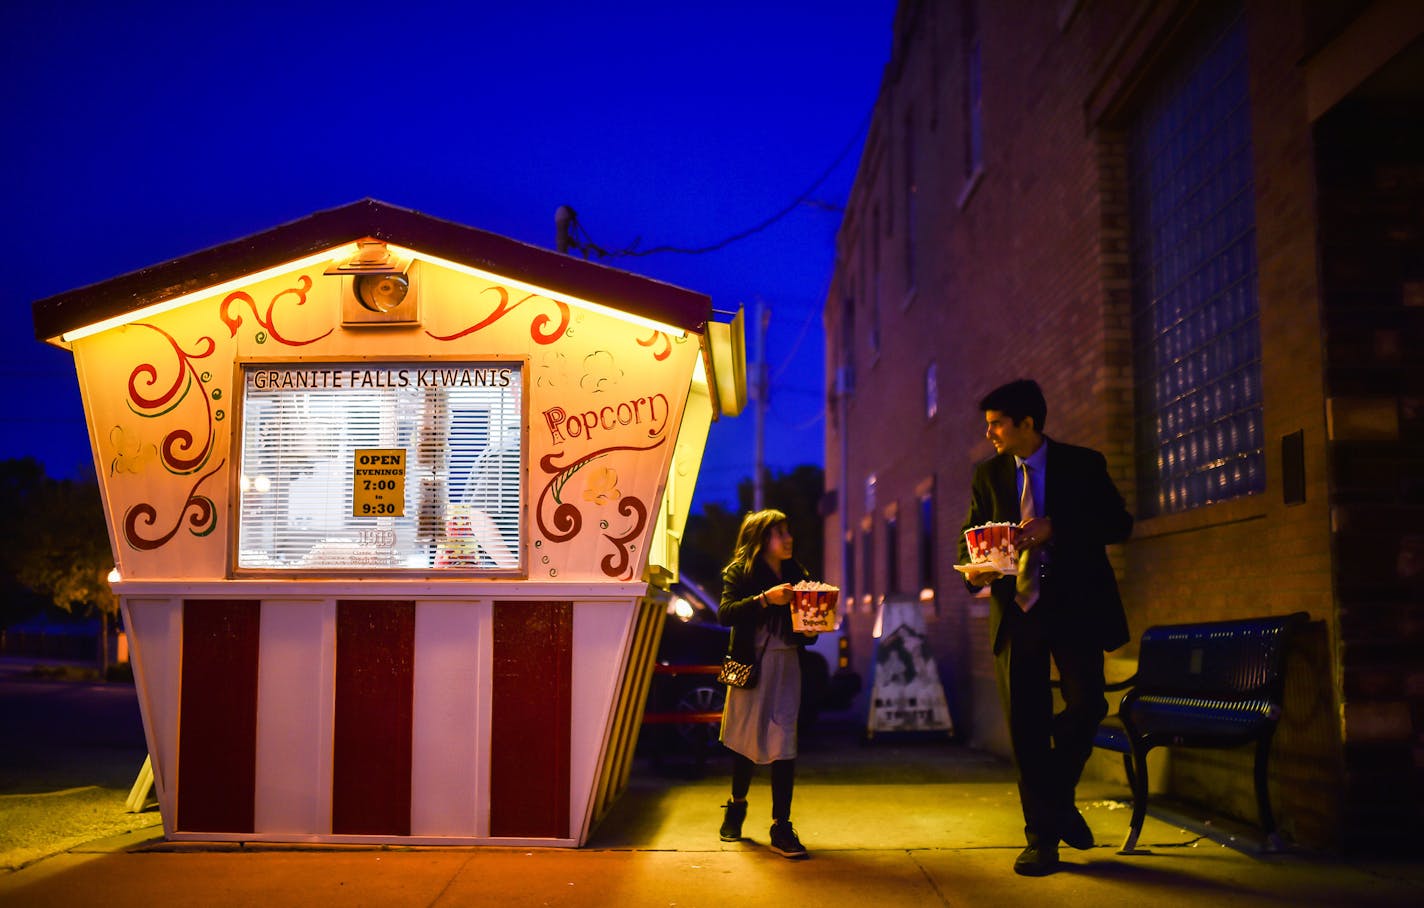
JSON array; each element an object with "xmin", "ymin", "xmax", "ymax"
[
  {"xmin": 1059, "ymin": 806, "xmax": 1094, "ymax": 850},
  {"xmin": 1013, "ymin": 843, "xmax": 1060, "ymax": 876}
]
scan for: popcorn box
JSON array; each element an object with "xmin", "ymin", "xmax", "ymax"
[
  {"xmin": 963, "ymin": 522, "xmax": 1021, "ymax": 573},
  {"xmin": 790, "ymin": 581, "xmax": 840, "ymax": 633}
]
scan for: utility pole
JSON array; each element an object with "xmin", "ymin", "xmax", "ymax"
[{"xmin": 753, "ymin": 299, "xmax": 769, "ymax": 511}]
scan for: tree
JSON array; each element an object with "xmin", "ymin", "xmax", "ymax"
[
  {"xmin": 0, "ymin": 458, "xmax": 117, "ymax": 667},
  {"xmin": 14, "ymin": 471, "xmax": 116, "ymax": 616},
  {"xmin": 0, "ymin": 459, "xmax": 50, "ymax": 628},
  {"xmin": 680, "ymin": 500, "xmax": 742, "ymax": 593},
  {"xmin": 3, "ymin": 461, "xmax": 115, "ymax": 615},
  {"xmin": 682, "ymin": 464, "xmax": 825, "ymax": 599}
]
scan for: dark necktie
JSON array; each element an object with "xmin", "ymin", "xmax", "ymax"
[{"xmin": 1016, "ymin": 462, "xmax": 1039, "ymax": 611}]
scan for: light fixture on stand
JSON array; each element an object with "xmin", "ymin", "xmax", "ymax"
[{"xmin": 326, "ymin": 238, "xmax": 420, "ymax": 325}]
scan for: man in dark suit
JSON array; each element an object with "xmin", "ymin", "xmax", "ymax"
[{"xmin": 959, "ymin": 379, "xmax": 1132, "ymax": 876}]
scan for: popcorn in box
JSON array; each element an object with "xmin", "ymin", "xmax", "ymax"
[
  {"xmin": 963, "ymin": 522, "xmax": 1021, "ymax": 573},
  {"xmin": 790, "ymin": 581, "xmax": 840, "ymax": 633}
]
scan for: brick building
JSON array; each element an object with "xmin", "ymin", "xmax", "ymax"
[{"xmin": 822, "ymin": 0, "xmax": 1421, "ymax": 852}]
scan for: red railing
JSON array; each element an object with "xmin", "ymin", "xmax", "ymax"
[{"xmin": 642, "ymin": 662, "xmax": 723, "ymax": 724}]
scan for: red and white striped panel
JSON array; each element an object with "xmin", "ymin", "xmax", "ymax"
[{"xmin": 122, "ymin": 593, "xmax": 649, "ymax": 845}]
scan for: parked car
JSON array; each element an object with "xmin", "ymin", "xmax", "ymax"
[
  {"xmin": 639, "ymin": 576, "xmax": 728, "ymax": 757},
  {"xmin": 640, "ymin": 574, "xmax": 858, "ymax": 757}
]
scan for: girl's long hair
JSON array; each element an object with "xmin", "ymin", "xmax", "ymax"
[{"xmin": 727, "ymin": 508, "xmax": 789, "ymax": 573}]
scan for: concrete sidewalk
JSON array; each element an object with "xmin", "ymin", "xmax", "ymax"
[{"xmin": 2, "ymin": 725, "xmax": 1420, "ymax": 907}]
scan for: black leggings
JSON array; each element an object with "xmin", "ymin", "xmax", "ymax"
[{"xmin": 731, "ymin": 754, "xmax": 795, "ymax": 822}]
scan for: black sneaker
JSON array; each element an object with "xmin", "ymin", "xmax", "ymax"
[
  {"xmin": 719, "ymin": 799, "xmax": 747, "ymax": 841},
  {"xmin": 769, "ymin": 820, "xmax": 808, "ymax": 859}
]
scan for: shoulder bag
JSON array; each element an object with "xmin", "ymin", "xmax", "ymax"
[{"xmin": 717, "ymin": 629, "xmax": 771, "ymax": 689}]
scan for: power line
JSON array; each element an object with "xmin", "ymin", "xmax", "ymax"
[
  {"xmin": 565, "ymin": 110, "xmax": 870, "ymax": 260},
  {"xmin": 770, "ymin": 288, "xmax": 832, "ymax": 382},
  {"xmin": 791, "ymin": 412, "xmax": 824, "ymax": 432}
]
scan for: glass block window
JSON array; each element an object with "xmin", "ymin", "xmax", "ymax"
[
  {"xmin": 1128, "ymin": 5, "xmax": 1263, "ymax": 517},
  {"xmin": 905, "ymin": 109, "xmax": 918, "ymax": 289},
  {"xmin": 917, "ymin": 488, "xmax": 936, "ymax": 600},
  {"xmin": 869, "ymin": 207, "xmax": 882, "ymax": 355},
  {"xmin": 885, "ymin": 508, "xmax": 900, "ymax": 594},
  {"xmin": 962, "ymin": 0, "xmax": 984, "ymax": 177},
  {"xmin": 925, "ymin": 361, "xmax": 939, "ymax": 419},
  {"xmin": 236, "ymin": 362, "xmax": 524, "ymax": 572},
  {"xmin": 840, "ymin": 291, "xmax": 856, "ymax": 396},
  {"xmin": 843, "ymin": 532, "xmax": 856, "ymax": 606},
  {"xmin": 860, "ymin": 523, "xmax": 875, "ymax": 610}
]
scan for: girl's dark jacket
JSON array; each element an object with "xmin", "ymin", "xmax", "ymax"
[{"xmin": 718, "ymin": 557, "xmax": 817, "ymax": 663}]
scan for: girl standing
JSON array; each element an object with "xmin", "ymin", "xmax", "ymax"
[{"xmin": 716, "ymin": 509, "xmax": 817, "ymax": 858}]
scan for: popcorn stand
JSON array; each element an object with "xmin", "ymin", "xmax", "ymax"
[{"xmin": 30, "ymin": 200, "xmax": 746, "ymax": 846}]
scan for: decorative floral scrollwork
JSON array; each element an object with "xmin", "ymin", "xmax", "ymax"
[
  {"xmin": 582, "ymin": 466, "xmax": 621, "ymax": 505},
  {"xmin": 108, "ymin": 426, "xmax": 156, "ymax": 476},
  {"xmin": 536, "ymin": 440, "xmax": 665, "ymax": 545},
  {"xmin": 538, "ymin": 458, "xmax": 584, "ymax": 544},
  {"xmin": 599, "ymin": 496, "xmax": 647, "ymax": 580},
  {"xmin": 123, "ymin": 460, "xmax": 224, "ymax": 551},
  {"xmin": 427, "ymin": 285, "xmax": 570, "ymax": 345},
  {"xmin": 127, "ymin": 324, "xmax": 218, "ymax": 474},
  {"xmin": 220, "ymin": 274, "xmax": 332, "ymax": 346},
  {"xmin": 637, "ymin": 329, "xmax": 672, "ymax": 361}
]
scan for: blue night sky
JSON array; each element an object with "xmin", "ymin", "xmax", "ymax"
[{"xmin": 2, "ymin": 1, "xmax": 894, "ymax": 512}]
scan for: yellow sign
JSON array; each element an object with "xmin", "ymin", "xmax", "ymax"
[{"xmin": 353, "ymin": 449, "xmax": 406, "ymax": 517}]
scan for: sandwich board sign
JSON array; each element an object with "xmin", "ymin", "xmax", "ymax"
[{"xmin": 867, "ymin": 595, "xmax": 953, "ymax": 737}]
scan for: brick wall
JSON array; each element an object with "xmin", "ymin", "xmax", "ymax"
[
  {"xmin": 1314, "ymin": 92, "xmax": 1424, "ymax": 850},
  {"xmin": 825, "ymin": 0, "xmax": 1421, "ymax": 852}
]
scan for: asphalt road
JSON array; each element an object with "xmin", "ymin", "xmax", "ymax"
[
  {"xmin": 1, "ymin": 671, "xmax": 146, "ymax": 790},
  {"xmin": 0, "ymin": 664, "xmax": 160, "ymax": 871}
]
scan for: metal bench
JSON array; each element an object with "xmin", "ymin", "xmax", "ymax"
[{"xmin": 1094, "ymin": 612, "xmax": 1308, "ymax": 853}]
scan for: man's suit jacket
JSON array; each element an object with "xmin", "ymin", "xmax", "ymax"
[{"xmin": 959, "ymin": 437, "xmax": 1133, "ymax": 655}]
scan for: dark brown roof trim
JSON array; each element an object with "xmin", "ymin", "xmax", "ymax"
[{"xmin": 32, "ymin": 198, "xmax": 712, "ymax": 342}]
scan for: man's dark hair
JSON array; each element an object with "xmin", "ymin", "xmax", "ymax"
[{"xmin": 979, "ymin": 379, "xmax": 1047, "ymax": 432}]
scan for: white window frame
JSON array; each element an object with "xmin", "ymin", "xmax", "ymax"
[{"xmin": 232, "ymin": 358, "xmax": 527, "ymax": 576}]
